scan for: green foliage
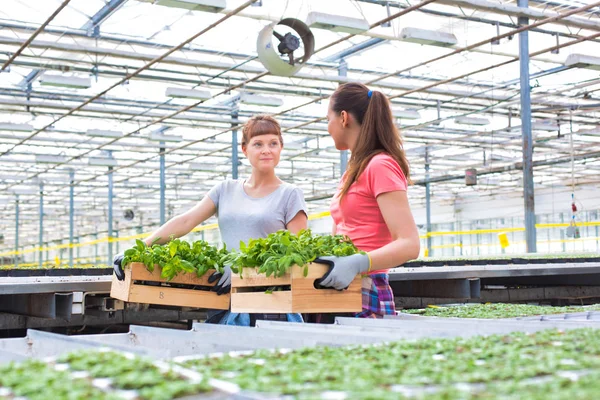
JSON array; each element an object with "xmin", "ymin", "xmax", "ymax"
[
  {"xmin": 0, "ymin": 359, "xmax": 119, "ymax": 400},
  {"xmin": 403, "ymin": 303, "xmax": 600, "ymax": 319},
  {"xmin": 183, "ymin": 328, "xmax": 600, "ymax": 398},
  {"xmin": 121, "ymin": 238, "xmax": 228, "ymax": 281},
  {"xmin": 57, "ymin": 350, "xmax": 212, "ymax": 399},
  {"xmin": 120, "ymin": 230, "xmax": 361, "ymax": 280},
  {"xmin": 222, "ymin": 229, "xmax": 362, "ymax": 278}
]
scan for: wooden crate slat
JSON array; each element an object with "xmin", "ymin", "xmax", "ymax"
[
  {"xmin": 230, "ymin": 263, "xmax": 362, "ymax": 313},
  {"xmin": 233, "ymin": 268, "xmax": 292, "ymax": 287},
  {"xmin": 127, "ymin": 284, "xmax": 230, "ymax": 309},
  {"xmin": 230, "ymin": 291, "xmax": 292, "ymax": 313},
  {"xmin": 129, "ymin": 262, "xmax": 213, "ymax": 285},
  {"xmin": 110, "ymin": 262, "xmax": 229, "ymax": 310}
]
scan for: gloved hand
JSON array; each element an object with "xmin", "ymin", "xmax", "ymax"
[
  {"xmin": 208, "ymin": 264, "xmax": 232, "ymax": 295},
  {"xmin": 113, "ymin": 252, "xmax": 125, "ymax": 281},
  {"xmin": 314, "ymin": 253, "xmax": 370, "ymax": 290}
]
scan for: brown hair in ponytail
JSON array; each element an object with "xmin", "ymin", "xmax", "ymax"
[{"xmin": 330, "ymin": 82, "xmax": 411, "ymax": 199}]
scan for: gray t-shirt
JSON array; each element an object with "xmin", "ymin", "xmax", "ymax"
[{"xmin": 207, "ymin": 180, "xmax": 307, "ymax": 250}]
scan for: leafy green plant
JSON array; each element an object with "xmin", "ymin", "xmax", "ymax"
[
  {"xmin": 403, "ymin": 303, "xmax": 600, "ymax": 319},
  {"xmin": 57, "ymin": 350, "xmax": 212, "ymax": 399},
  {"xmin": 183, "ymin": 328, "xmax": 600, "ymax": 398},
  {"xmin": 0, "ymin": 359, "xmax": 118, "ymax": 400},
  {"xmin": 223, "ymin": 229, "xmax": 362, "ymax": 278},
  {"xmin": 122, "ymin": 238, "xmax": 227, "ymax": 281}
]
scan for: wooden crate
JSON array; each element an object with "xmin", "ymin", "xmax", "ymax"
[
  {"xmin": 110, "ymin": 262, "xmax": 230, "ymax": 310},
  {"xmin": 230, "ymin": 263, "xmax": 362, "ymax": 313}
]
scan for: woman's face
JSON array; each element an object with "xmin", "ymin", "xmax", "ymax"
[
  {"xmin": 327, "ymin": 103, "xmax": 348, "ymax": 151},
  {"xmin": 243, "ymin": 133, "xmax": 283, "ymax": 172}
]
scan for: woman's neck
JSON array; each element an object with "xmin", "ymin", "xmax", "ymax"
[
  {"xmin": 345, "ymin": 126, "xmax": 361, "ymax": 152},
  {"xmin": 246, "ymin": 170, "xmax": 281, "ymax": 187}
]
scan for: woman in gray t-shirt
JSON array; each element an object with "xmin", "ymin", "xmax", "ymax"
[{"xmin": 113, "ymin": 115, "xmax": 308, "ymax": 321}]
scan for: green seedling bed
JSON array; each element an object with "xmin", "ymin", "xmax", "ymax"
[
  {"xmin": 403, "ymin": 303, "xmax": 600, "ymax": 319},
  {"xmin": 180, "ymin": 328, "xmax": 600, "ymax": 399}
]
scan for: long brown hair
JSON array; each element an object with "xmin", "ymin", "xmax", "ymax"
[
  {"xmin": 241, "ymin": 114, "xmax": 283, "ymax": 147},
  {"xmin": 331, "ymin": 82, "xmax": 411, "ymax": 198}
]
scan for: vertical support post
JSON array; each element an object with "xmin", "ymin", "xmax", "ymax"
[
  {"xmin": 69, "ymin": 169, "xmax": 75, "ymax": 268},
  {"xmin": 339, "ymin": 59, "xmax": 349, "ymax": 174},
  {"xmin": 39, "ymin": 182, "xmax": 43, "ymax": 268},
  {"xmin": 15, "ymin": 195, "xmax": 19, "ymax": 269},
  {"xmin": 232, "ymin": 110, "xmax": 239, "ymax": 180},
  {"xmin": 518, "ymin": 0, "xmax": 537, "ymax": 253},
  {"xmin": 95, "ymin": 234, "xmax": 99, "ymax": 265},
  {"xmin": 425, "ymin": 147, "xmax": 432, "ymax": 257},
  {"xmin": 108, "ymin": 161, "xmax": 114, "ymax": 266},
  {"xmin": 160, "ymin": 142, "xmax": 166, "ymax": 225},
  {"xmin": 595, "ymin": 210, "xmax": 599, "ymax": 252}
]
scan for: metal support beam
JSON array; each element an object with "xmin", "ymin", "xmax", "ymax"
[
  {"xmin": 425, "ymin": 147, "xmax": 432, "ymax": 256},
  {"xmin": 0, "ymin": 293, "xmax": 72, "ymax": 319},
  {"xmin": 14, "ymin": 195, "xmax": 19, "ymax": 269},
  {"xmin": 108, "ymin": 162, "xmax": 114, "ymax": 265},
  {"xmin": 1, "ymin": 0, "xmax": 71, "ymax": 72},
  {"xmin": 324, "ymin": 38, "xmax": 385, "ymax": 62},
  {"xmin": 38, "ymin": 182, "xmax": 43, "ymax": 268},
  {"xmin": 81, "ymin": 0, "xmax": 127, "ymax": 34},
  {"xmin": 69, "ymin": 169, "xmax": 74, "ymax": 268},
  {"xmin": 389, "ymin": 278, "xmax": 480, "ymax": 298},
  {"xmin": 159, "ymin": 142, "xmax": 165, "ymax": 225},
  {"xmin": 519, "ymin": 0, "xmax": 537, "ymax": 253},
  {"xmin": 18, "ymin": 0, "xmax": 126, "ymax": 86},
  {"xmin": 232, "ymin": 110, "xmax": 239, "ymax": 180}
]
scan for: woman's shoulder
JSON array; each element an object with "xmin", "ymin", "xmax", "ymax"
[
  {"xmin": 367, "ymin": 153, "xmax": 399, "ymax": 169},
  {"xmin": 279, "ymin": 181, "xmax": 305, "ymax": 197},
  {"xmin": 211, "ymin": 179, "xmax": 242, "ymax": 192},
  {"xmin": 365, "ymin": 153, "xmax": 407, "ymax": 180}
]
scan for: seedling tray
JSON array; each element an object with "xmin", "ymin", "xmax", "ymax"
[
  {"xmin": 177, "ymin": 328, "xmax": 600, "ymax": 399},
  {"xmin": 43, "ymin": 348, "xmax": 238, "ymax": 399},
  {"xmin": 110, "ymin": 262, "xmax": 229, "ymax": 310},
  {"xmin": 231, "ymin": 262, "xmax": 362, "ymax": 313},
  {"xmin": 0, "ymin": 267, "xmax": 112, "ymax": 277}
]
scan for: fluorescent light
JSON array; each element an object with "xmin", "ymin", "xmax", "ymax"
[
  {"xmin": 44, "ymin": 204, "xmax": 65, "ymax": 210},
  {"xmin": 36, "ymin": 155, "xmax": 67, "ymax": 164},
  {"xmin": 148, "ymin": 132, "xmax": 183, "ymax": 142},
  {"xmin": 62, "ymin": 199, "xmax": 86, "ymax": 206},
  {"xmin": 138, "ymin": 0, "xmax": 226, "ymax": 12},
  {"xmin": 40, "ymin": 176, "xmax": 70, "ymax": 183},
  {"xmin": 455, "ymin": 116, "xmax": 490, "ymax": 126},
  {"xmin": 532, "ymin": 121, "xmax": 559, "ymax": 131},
  {"xmin": 565, "ymin": 54, "xmax": 600, "ymax": 71},
  {"xmin": 305, "ymin": 12, "xmax": 369, "ymax": 34},
  {"xmin": 178, "ymin": 193, "xmax": 202, "ymax": 200},
  {"xmin": 577, "ymin": 127, "xmax": 600, "ymax": 135},
  {"xmin": 166, "ymin": 87, "xmax": 212, "ymax": 100},
  {"xmin": 0, "ymin": 123, "xmax": 33, "ymax": 132},
  {"xmin": 12, "ymin": 188, "xmax": 39, "ymax": 195},
  {"xmin": 392, "ymin": 108, "xmax": 421, "ymax": 120},
  {"xmin": 88, "ymin": 157, "xmax": 118, "ymax": 167},
  {"xmin": 399, "ymin": 27, "xmax": 458, "ymax": 47},
  {"xmin": 189, "ymin": 163, "xmax": 213, "ymax": 171},
  {"xmin": 86, "ymin": 129, "xmax": 123, "ymax": 138},
  {"xmin": 39, "ymin": 75, "xmax": 92, "ymax": 89},
  {"xmin": 509, "ymin": 121, "xmax": 560, "ymax": 132},
  {"xmin": 240, "ymin": 92, "xmax": 283, "ymax": 107}
]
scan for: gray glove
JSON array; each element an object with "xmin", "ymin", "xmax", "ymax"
[
  {"xmin": 208, "ymin": 264, "xmax": 232, "ymax": 295},
  {"xmin": 113, "ymin": 252, "xmax": 125, "ymax": 281},
  {"xmin": 314, "ymin": 254, "xmax": 370, "ymax": 290}
]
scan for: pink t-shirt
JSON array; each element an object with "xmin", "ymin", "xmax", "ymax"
[{"xmin": 330, "ymin": 153, "xmax": 408, "ymax": 275}]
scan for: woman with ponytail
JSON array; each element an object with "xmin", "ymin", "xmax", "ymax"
[{"xmin": 315, "ymin": 82, "xmax": 420, "ymax": 318}]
